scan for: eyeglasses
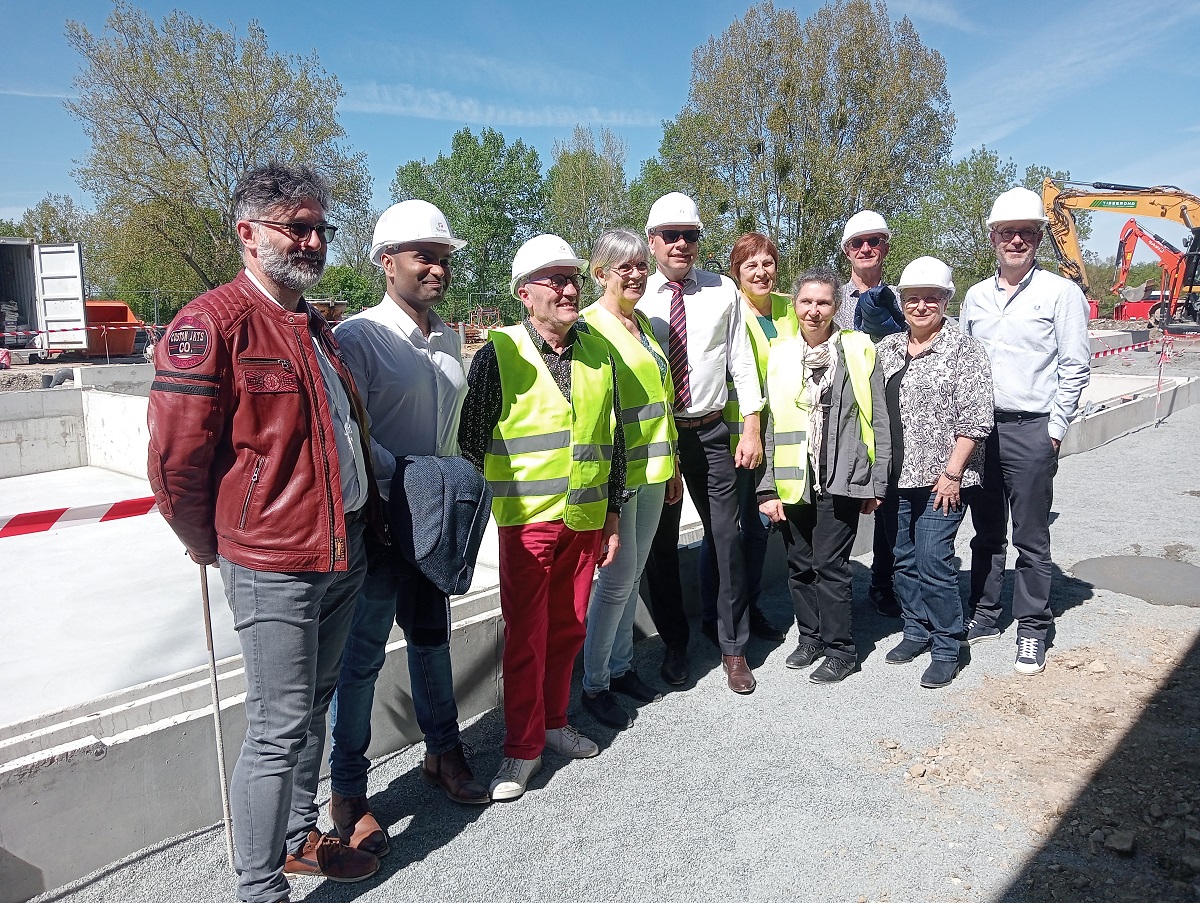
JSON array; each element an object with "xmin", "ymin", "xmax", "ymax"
[
  {"xmin": 847, "ymin": 235, "xmax": 885, "ymax": 250},
  {"xmin": 610, "ymin": 261, "xmax": 650, "ymax": 277},
  {"xmin": 251, "ymin": 219, "xmax": 338, "ymax": 243},
  {"xmin": 526, "ymin": 273, "xmax": 586, "ymax": 293},
  {"xmin": 901, "ymin": 294, "xmax": 946, "ymax": 309},
  {"xmin": 654, "ymin": 228, "xmax": 700, "ymax": 244},
  {"xmin": 993, "ymin": 227, "xmax": 1041, "ymax": 244}
]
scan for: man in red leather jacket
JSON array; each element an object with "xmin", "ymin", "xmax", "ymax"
[{"xmin": 148, "ymin": 163, "xmax": 383, "ymax": 903}]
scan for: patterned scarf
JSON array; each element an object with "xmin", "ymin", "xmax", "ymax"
[{"xmin": 798, "ymin": 335, "xmax": 839, "ymax": 485}]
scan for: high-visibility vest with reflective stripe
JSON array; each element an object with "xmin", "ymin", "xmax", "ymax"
[
  {"xmin": 725, "ymin": 292, "xmax": 800, "ymax": 452},
  {"xmin": 484, "ymin": 325, "xmax": 615, "ymax": 530},
  {"xmin": 766, "ymin": 330, "xmax": 876, "ymax": 504},
  {"xmin": 579, "ymin": 304, "xmax": 677, "ymax": 489}
]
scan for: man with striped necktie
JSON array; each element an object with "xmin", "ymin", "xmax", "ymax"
[{"xmin": 637, "ymin": 192, "xmax": 765, "ymax": 695}]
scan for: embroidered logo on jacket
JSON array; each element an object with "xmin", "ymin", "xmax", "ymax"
[
  {"xmin": 245, "ymin": 367, "xmax": 299, "ymax": 394},
  {"xmin": 167, "ymin": 316, "xmax": 212, "ymax": 369}
]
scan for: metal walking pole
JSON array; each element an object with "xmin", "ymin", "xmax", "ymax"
[{"xmin": 199, "ymin": 564, "xmax": 236, "ymax": 873}]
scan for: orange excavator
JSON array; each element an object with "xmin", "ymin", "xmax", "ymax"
[
  {"xmin": 1041, "ymin": 178, "xmax": 1200, "ymax": 327},
  {"xmin": 1109, "ymin": 218, "xmax": 1198, "ymax": 327}
]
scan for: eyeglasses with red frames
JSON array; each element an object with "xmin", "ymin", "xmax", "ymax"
[{"xmin": 250, "ymin": 219, "xmax": 338, "ymax": 243}]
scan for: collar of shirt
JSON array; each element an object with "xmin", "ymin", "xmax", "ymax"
[
  {"xmin": 243, "ymin": 268, "xmax": 286, "ymax": 308},
  {"xmin": 650, "ymin": 268, "xmax": 697, "ymax": 295},
  {"xmin": 522, "ymin": 317, "xmax": 577, "ymax": 356},
  {"xmin": 360, "ymin": 294, "xmax": 448, "ymax": 346},
  {"xmin": 992, "ymin": 262, "xmax": 1040, "ymax": 303}
]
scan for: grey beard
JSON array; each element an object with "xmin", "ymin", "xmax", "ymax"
[{"xmin": 256, "ymin": 235, "xmax": 325, "ymax": 293}]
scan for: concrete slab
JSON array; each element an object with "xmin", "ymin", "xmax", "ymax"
[{"xmin": 1071, "ymin": 555, "xmax": 1200, "ymax": 607}]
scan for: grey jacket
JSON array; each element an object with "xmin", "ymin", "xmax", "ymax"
[{"xmin": 758, "ymin": 336, "xmax": 891, "ymax": 502}]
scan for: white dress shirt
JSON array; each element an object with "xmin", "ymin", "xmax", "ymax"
[
  {"xmin": 960, "ymin": 265, "xmax": 1091, "ymax": 441},
  {"xmin": 637, "ymin": 267, "xmax": 763, "ymax": 418},
  {"xmin": 334, "ymin": 297, "xmax": 467, "ymax": 500},
  {"xmin": 244, "ymin": 269, "xmax": 368, "ymax": 512}
]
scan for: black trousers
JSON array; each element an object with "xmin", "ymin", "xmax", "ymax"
[
  {"xmin": 781, "ymin": 493, "xmax": 861, "ymax": 662},
  {"xmin": 644, "ymin": 416, "xmax": 749, "ymax": 655},
  {"xmin": 870, "ymin": 496, "xmax": 897, "ymax": 589},
  {"xmin": 966, "ymin": 415, "xmax": 1058, "ymax": 642}
]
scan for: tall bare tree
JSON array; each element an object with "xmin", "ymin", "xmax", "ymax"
[{"xmin": 546, "ymin": 126, "xmax": 632, "ymax": 258}]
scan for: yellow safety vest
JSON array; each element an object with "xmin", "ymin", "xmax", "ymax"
[
  {"xmin": 484, "ymin": 325, "xmax": 615, "ymax": 530},
  {"xmin": 579, "ymin": 304, "xmax": 677, "ymax": 489},
  {"xmin": 766, "ymin": 330, "xmax": 875, "ymax": 504},
  {"xmin": 725, "ymin": 292, "xmax": 799, "ymax": 452}
]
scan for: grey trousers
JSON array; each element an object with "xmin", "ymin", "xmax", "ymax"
[
  {"xmin": 966, "ymin": 415, "xmax": 1058, "ymax": 642},
  {"xmin": 219, "ymin": 515, "xmax": 367, "ymax": 903}
]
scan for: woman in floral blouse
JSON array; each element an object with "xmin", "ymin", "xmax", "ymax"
[{"xmin": 875, "ymin": 257, "xmax": 993, "ymax": 689}]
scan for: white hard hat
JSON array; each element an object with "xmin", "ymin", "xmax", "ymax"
[
  {"xmin": 898, "ymin": 256, "xmax": 955, "ymax": 295},
  {"xmin": 841, "ymin": 210, "xmax": 891, "ymax": 248},
  {"xmin": 986, "ymin": 187, "xmax": 1048, "ymax": 228},
  {"xmin": 369, "ymin": 200, "xmax": 466, "ymax": 267},
  {"xmin": 510, "ymin": 234, "xmax": 587, "ymax": 298},
  {"xmin": 646, "ymin": 192, "xmax": 703, "ymax": 234}
]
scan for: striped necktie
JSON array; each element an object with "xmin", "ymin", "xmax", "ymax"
[{"xmin": 666, "ymin": 280, "xmax": 691, "ymax": 410}]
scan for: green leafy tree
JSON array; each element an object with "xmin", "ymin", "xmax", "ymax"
[
  {"xmin": 19, "ymin": 194, "xmax": 88, "ymax": 243},
  {"xmin": 546, "ymin": 126, "xmax": 632, "ymax": 259},
  {"xmin": 650, "ymin": 0, "xmax": 953, "ymax": 277},
  {"xmin": 65, "ymin": 2, "xmax": 371, "ymax": 293},
  {"xmin": 391, "ymin": 127, "xmax": 546, "ymax": 323},
  {"xmin": 0, "ymin": 217, "xmax": 23, "ymax": 237},
  {"xmin": 310, "ymin": 264, "xmax": 383, "ymax": 316}
]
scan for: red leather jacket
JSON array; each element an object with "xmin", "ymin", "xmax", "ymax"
[{"xmin": 148, "ymin": 271, "xmax": 384, "ymax": 572}]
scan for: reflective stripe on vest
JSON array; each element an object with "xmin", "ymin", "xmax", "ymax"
[
  {"xmin": 765, "ymin": 330, "xmax": 875, "ymax": 504},
  {"xmin": 483, "ymin": 325, "xmax": 615, "ymax": 529},
  {"xmin": 579, "ymin": 304, "xmax": 677, "ymax": 488},
  {"xmin": 724, "ymin": 292, "xmax": 798, "ymax": 453}
]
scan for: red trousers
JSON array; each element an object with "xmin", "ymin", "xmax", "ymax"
[{"xmin": 497, "ymin": 520, "xmax": 601, "ymax": 758}]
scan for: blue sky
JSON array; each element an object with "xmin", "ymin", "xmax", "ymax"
[{"xmin": 2, "ymin": 0, "xmax": 1198, "ymax": 269}]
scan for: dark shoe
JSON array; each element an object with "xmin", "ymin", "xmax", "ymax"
[
  {"xmin": 582, "ymin": 690, "xmax": 632, "ymax": 729},
  {"xmin": 1014, "ymin": 636, "xmax": 1047, "ymax": 675},
  {"xmin": 869, "ymin": 584, "xmax": 903, "ymax": 618},
  {"xmin": 749, "ymin": 604, "xmax": 788, "ymax": 641},
  {"xmin": 885, "ymin": 638, "xmax": 931, "ymax": 664},
  {"xmin": 421, "ymin": 743, "xmax": 490, "ymax": 805},
  {"xmin": 284, "ymin": 830, "xmax": 379, "ymax": 883},
  {"xmin": 328, "ymin": 793, "xmax": 389, "ymax": 858},
  {"xmin": 610, "ymin": 669, "xmax": 663, "ymax": 703},
  {"xmin": 660, "ymin": 645, "xmax": 689, "ymax": 686},
  {"xmin": 701, "ymin": 618, "xmax": 719, "ymax": 648},
  {"xmin": 963, "ymin": 617, "xmax": 1002, "ymax": 645},
  {"xmin": 809, "ymin": 656, "xmax": 858, "ymax": 684},
  {"xmin": 921, "ymin": 659, "xmax": 961, "ymax": 688},
  {"xmin": 721, "ymin": 655, "xmax": 756, "ymax": 694},
  {"xmin": 785, "ymin": 642, "xmax": 824, "ymax": 669}
]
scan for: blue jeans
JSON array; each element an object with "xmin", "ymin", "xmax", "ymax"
[
  {"xmin": 219, "ymin": 514, "xmax": 367, "ymax": 903},
  {"xmin": 329, "ymin": 556, "xmax": 459, "ymax": 799},
  {"xmin": 892, "ymin": 488, "xmax": 967, "ymax": 662},
  {"xmin": 583, "ymin": 480, "xmax": 667, "ymax": 693},
  {"xmin": 699, "ymin": 466, "xmax": 767, "ymax": 621}
]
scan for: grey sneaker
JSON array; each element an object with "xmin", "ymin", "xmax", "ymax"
[
  {"xmin": 489, "ymin": 756, "xmax": 542, "ymax": 802},
  {"xmin": 962, "ymin": 617, "xmax": 1001, "ymax": 645},
  {"xmin": 545, "ymin": 725, "xmax": 599, "ymax": 758},
  {"xmin": 1014, "ymin": 637, "xmax": 1046, "ymax": 675}
]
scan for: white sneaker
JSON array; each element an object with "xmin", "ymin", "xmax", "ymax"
[
  {"xmin": 489, "ymin": 755, "xmax": 541, "ymax": 801},
  {"xmin": 1014, "ymin": 636, "xmax": 1046, "ymax": 675},
  {"xmin": 545, "ymin": 725, "xmax": 599, "ymax": 759}
]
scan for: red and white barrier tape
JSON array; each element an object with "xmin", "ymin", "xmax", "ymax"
[
  {"xmin": 0, "ymin": 497, "xmax": 158, "ymax": 539},
  {"xmin": 0, "ymin": 324, "xmax": 154, "ymax": 338},
  {"xmin": 1091, "ymin": 340, "xmax": 1153, "ymax": 359}
]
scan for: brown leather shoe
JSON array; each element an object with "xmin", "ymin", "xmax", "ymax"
[
  {"xmin": 284, "ymin": 829, "xmax": 379, "ymax": 883},
  {"xmin": 421, "ymin": 742, "xmax": 490, "ymax": 805},
  {"xmin": 722, "ymin": 655, "xmax": 756, "ymax": 694},
  {"xmin": 328, "ymin": 792, "xmax": 389, "ymax": 857}
]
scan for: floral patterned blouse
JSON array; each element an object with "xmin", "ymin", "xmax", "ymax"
[{"xmin": 875, "ymin": 320, "xmax": 994, "ymax": 489}]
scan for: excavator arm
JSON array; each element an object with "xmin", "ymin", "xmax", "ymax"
[{"xmin": 1112, "ymin": 218, "xmax": 1184, "ymax": 295}]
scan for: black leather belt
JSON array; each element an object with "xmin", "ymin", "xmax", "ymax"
[
  {"xmin": 674, "ymin": 410, "xmax": 723, "ymax": 430},
  {"xmin": 994, "ymin": 410, "xmax": 1049, "ymax": 423}
]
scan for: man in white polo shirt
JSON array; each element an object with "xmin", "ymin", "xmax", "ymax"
[{"xmin": 327, "ymin": 201, "xmax": 488, "ymax": 861}]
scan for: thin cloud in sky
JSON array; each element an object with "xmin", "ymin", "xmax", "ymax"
[
  {"xmin": 379, "ymin": 45, "xmax": 596, "ymax": 103},
  {"xmin": 891, "ymin": 0, "xmax": 979, "ymax": 33},
  {"xmin": 953, "ymin": 0, "xmax": 1200, "ymax": 150},
  {"xmin": 0, "ymin": 86, "xmax": 72, "ymax": 99},
  {"xmin": 344, "ymin": 82, "xmax": 661, "ymax": 129}
]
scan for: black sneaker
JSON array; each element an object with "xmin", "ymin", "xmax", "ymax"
[
  {"xmin": 809, "ymin": 656, "xmax": 858, "ymax": 684},
  {"xmin": 582, "ymin": 690, "xmax": 632, "ymax": 729},
  {"xmin": 962, "ymin": 617, "xmax": 1001, "ymax": 645},
  {"xmin": 868, "ymin": 584, "xmax": 902, "ymax": 618},
  {"xmin": 749, "ymin": 605, "xmax": 788, "ymax": 641},
  {"xmin": 885, "ymin": 638, "xmax": 931, "ymax": 664},
  {"xmin": 785, "ymin": 642, "xmax": 824, "ymax": 669},
  {"xmin": 610, "ymin": 670, "xmax": 662, "ymax": 703},
  {"xmin": 920, "ymin": 659, "xmax": 960, "ymax": 688},
  {"xmin": 1014, "ymin": 636, "xmax": 1046, "ymax": 675}
]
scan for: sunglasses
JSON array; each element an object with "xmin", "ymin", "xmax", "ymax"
[
  {"xmin": 527, "ymin": 273, "xmax": 586, "ymax": 293},
  {"xmin": 655, "ymin": 228, "xmax": 701, "ymax": 244},
  {"xmin": 847, "ymin": 235, "xmax": 885, "ymax": 250},
  {"xmin": 251, "ymin": 219, "xmax": 338, "ymax": 243}
]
